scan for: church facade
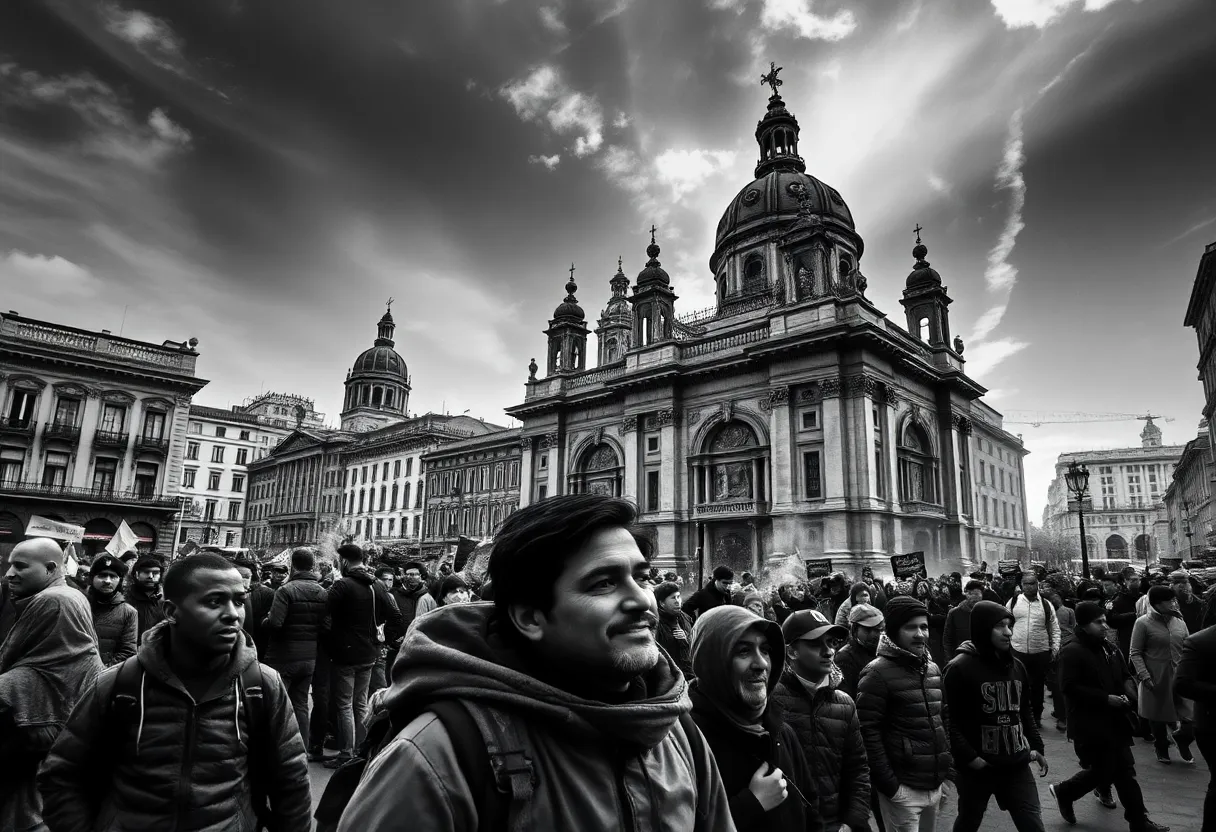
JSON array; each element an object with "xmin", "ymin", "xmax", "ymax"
[{"xmin": 506, "ymin": 69, "xmax": 1028, "ymax": 579}]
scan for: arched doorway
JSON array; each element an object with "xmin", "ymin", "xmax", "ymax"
[
  {"xmin": 699, "ymin": 421, "xmax": 765, "ymax": 506},
  {"xmin": 572, "ymin": 443, "xmax": 622, "ymax": 496},
  {"xmin": 693, "ymin": 420, "xmax": 770, "ymax": 575},
  {"xmin": 1134, "ymin": 534, "xmax": 1151, "ymax": 561},
  {"xmin": 83, "ymin": 518, "xmax": 118, "ymax": 558},
  {"xmin": 1106, "ymin": 534, "xmax": 1127, "ymax": 560},
  {"xmin": 898, "ymin": 421, "xmax": 939, "ymax": 505},
  {"xmin": 130, "ymin": 522, "xmax": 158, "ymax": 554}
]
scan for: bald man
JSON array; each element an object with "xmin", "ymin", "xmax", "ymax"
[{"xmin": 0, "ymin": 538, "xmax": 103, "ymax": 831}]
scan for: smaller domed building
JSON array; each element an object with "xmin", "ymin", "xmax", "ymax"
[{"xmin": 340, "ymin": 306, "xmax": 411, "ymax": 433}]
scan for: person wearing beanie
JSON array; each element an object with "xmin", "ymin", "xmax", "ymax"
[
  {"xmin": 654, "ymin": 582, "xmax": 694, "ymax": 679},
  {"xmin": 943, "ymin": 601, "xmax": 1048, "ymax": 831},
  {"xmin": 436, "ymin": 574, "xmax": 471, "ymax": 606},
  {"xmin": 1169, "ymin": 570, "xmax": 1204, "ymax": 633},
  {"xmin": 683, "ymin": 565, "xmax": 735, "ymax": 621},
  {"xmin": 689, "ymin": 606, "xmax": 823, "ymax": 832},
  {"xmin": 833, "ymin": 582, "xmax": 872, "ymax": 629},
  {"xmin": 835, "ymin": 604, "xmax": 884, "ymax": 702},
  {"xmin": 127, "ymin": 554, "xmax": 166, "ymax": 642},
  {"xmin": 1129, "ymin": 585, "xmax": 1194, "ymax": 765},
  {"xmin": 87, "ymin": 554, "xmax": 137, "ymax": 666},
  {"xmin": 943, "ymin": 580, "xmax": 986, "ymax": 659},
  {"xmin": 770, "ymin": 609, "xmax": 870, "ymax": 832},
  {"xmin": 856, "ymin": 595, "xmax": 952, "ymax": 830},
  {"xmin": 1049, "ymin": 602, "xmax": 1170, "ymax": 831}
]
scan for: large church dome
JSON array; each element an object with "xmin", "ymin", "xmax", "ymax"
[
  {"xmin": 715, "ymin": 169, "xmax": 854, "ymax": 251},
  {"xmin": 351, "ymin": 344, "xmax": 408, "ymax": 379}
]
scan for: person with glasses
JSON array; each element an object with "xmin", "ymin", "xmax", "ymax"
[
  {"xmin": 772, "ymin": 609, "xmax": 871, "ymax": 832},
  {"xmin": 689, "ymin": 605, "xmax": 824, "ymax": 832}
]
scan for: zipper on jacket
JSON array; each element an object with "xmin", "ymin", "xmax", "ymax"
[
  {"xmin": 176, "ymin": 702, "xmax": 196, "ymax": 832},
  {"xmin": 612, "ymin": 756, "xmax": 637, "ymax": 832}
]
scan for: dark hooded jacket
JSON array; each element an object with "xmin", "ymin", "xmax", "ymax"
[
  {"xmin": 682, "ymin": 580, "xmax": 734, "ymax": 621},
  {"xmin": 88, "ymin": 588, "xmax": 138, "ymax": 667},
  {"xmin": 388, "ymin": 582, "xmax": 437, "ymax": 641},
  {"xmin": 38, "ymin": 621, "xmax": 311, "ymax": 832},
  {"xmin": 263, "ymin": 571, "xmax": 328, "ymax": 667},
  {"xmin": 125, "ymin": 583, "xmax": 166, "ymax": 642},
  {"xmin": 942, "ymin": 601, "xmax": 1044, "ymax": 769},
  {"xmin": 770, "ymin": 663, "xmax": 870, "ymax": 832},
  {"xmin": 688, "ymin": 606, "xmax": 823, "ymax": 832},
  {"xmin": 337, "ymin": 602, "xmax": 734, "ymax": 832},
  {"xmin": 325, "ymin": 565, "xmax": 403, "ymax": 667},
  {"xmin": 1059, "ymin": 622, "xmax": 1136, "ymax": 750},
  {"xmin": 834, "ymin": 630, "xmax": 879, "ymax": 702},
  {"xmin": 1106, "ymin": 587, "xmax": 1142, "ymax": 659},
  {"xmin": 943, "ymin": 600, "xmax": 975, "ymax": 659},
  {"xmin": 244, "ymin": 582, "xmax": 277, "ymax": 659},
  {"xmin": 1176, "ymin": 625, "xmax": 1216, "ymax": 733},
  {"xmin": 856, "ymin": 634, "xmax": 953, "ymax": 797}
]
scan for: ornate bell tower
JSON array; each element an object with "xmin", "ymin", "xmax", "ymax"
[
  {"xmin": 595, "ymin": 257, "xmax": 632, "ymax": 365},
  {"xmin": 629, "ymin": 228, "xmax": 678, "ymax": 346},
  {"xmin": 899, "ymin": 227, "xmax": 954, "ymax": 352},
  {"xmin": 544, "ymin": 264, "xmax": 589, "ymax": 375}
]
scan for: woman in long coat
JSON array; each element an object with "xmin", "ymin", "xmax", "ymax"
[{"xmin": 1129, "ymin": 585, "xmax": 1195, "ymax": 763}]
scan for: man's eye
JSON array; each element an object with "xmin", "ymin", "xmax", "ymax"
[{"xmin": 590, "ymin": 579, "xmax": 614, "ymax": 591}]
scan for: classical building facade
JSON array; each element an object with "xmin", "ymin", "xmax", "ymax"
[
  {"xmin": 177, "ymin": 400, "xmax": 311, "ymax": 548},
  {"xmin": 1184, "ymin": 241, "xmax": 1216, "ymax": 518},
  {"xmin": 340, "ymin": 306, "xmax": 412, "ymax": 433},
  {"xmin": 0, "ymin": 312, "xmax": 207, "ymax": 558},
  {"xmin": 971, "ymin": 403, "xmax": 1031, "ymax": 565},
  {"xmin": 1043, "ymin": 419, "xmax": 1182, "ymax": 568},
  {"xmin": 340, "ymin": 413, "xmax": 504, "ymax": 547},
  {"xmin": 507, "ymin": 72, "xmax": 1026, "ymax": 578},
  {"xmin": 244, "ymin": 428, "xmax": 351, "ymax": 550},
  {"xmin": 422, "ymin": 428, "xmax": 523, "ymax": 554},
  {"xmin": 1162, "ymin": 422, "xmax": 1212, "ymax": 562}
]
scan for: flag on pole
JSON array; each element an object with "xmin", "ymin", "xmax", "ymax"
[{"xmin": 105, "ymin": 520, "xmax": 140, "ymax": 557}]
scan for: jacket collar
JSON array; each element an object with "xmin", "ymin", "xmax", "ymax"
[{"xmin": 877, "ymin": 632, "xmax": 928, "ymax": 671}]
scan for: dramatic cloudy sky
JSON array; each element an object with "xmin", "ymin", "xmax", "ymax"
[{"xmin": 3, "ymin": 0, "xmax": 1214, "ymax": 518}]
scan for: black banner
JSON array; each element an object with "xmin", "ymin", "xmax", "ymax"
[
  {"xmin": 998, "ymin": 559, "xmax": 1022, "ymax": 577},
  {"xmin": 804, "ymin": 558, "xmax": 833, "ymax": 578},
  {"xmin": 891, "ymin": 551, "xmax": 927, "ymax": 580}
]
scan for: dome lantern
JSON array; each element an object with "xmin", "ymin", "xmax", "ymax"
[
  {"xmin": 340, "ymin": 300, "xmax": 412, "ymax": 432},
  {"xmin": 545, "ymin": 263, "xmax": 590, "ymax": 375},
  {"xmin": 754, "ymin": 62, "xmax": 806, "ymax": 179}
]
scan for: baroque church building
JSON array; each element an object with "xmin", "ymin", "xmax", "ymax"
[{"xmin": 507, "ymin": 69, "xmax": 1029, "ymax": 579}]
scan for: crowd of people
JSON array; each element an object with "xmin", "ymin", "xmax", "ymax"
[{"xmin": 1, "ymin": 493, "xmax": 1214, "ymax": 831}]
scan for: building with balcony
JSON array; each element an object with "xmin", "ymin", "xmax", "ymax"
[
  {"xmin": 341, "ymin": 413, "xmax": 503, "ymax": 552},
  {"xmin": 1042, "ymin": 419, "xmax": 1184, "ymax": 569},
  {"xmin": 506, "ymin": 73, "xmax": 1024, "ymax": 579},
  {"xmin": 970, "ymin": 403, "xmax": 1032, "ymax": 565},
  {"xmin": 0, "ymin": 311, "xmax": 207, "ymax": 558},
  {"xmin": 177, "ymin": 401, "xmax": 312, "ymax": 548},
  {"xmin": 244, "ymin": 428, "xmax": 351, "ymax": 552},
  {"xmin": 1185, "ymin": 241, "xmax": 1216, "ymax": 470},
  {"xmin": 422, "ymin": 427, "xmax": 522, "ymax": 557},
  {"xmin": 1162, "ymin": 422, "xmax": 1212, "ymax": 563}
]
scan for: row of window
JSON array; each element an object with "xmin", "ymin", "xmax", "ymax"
[
  {"xmin": 979, "ymin": 494, "xmax": 1021, "ymax": 531},
  {"xmin": 429, "ymin": 461, "xmax": 521, "ymax": 497},
  {"xmin": 182, "ymin": 468, "xmax": 245, "ymax": 493},
  {"xmin": 0, "ymin": 449, "xmax": 160, "ymax": 496},
  {"xmin": 348, "ymin": 457, "xmax": 415, "ymax": 487},
  {"xmin": 351, "ymin": 515, "xmax": 423, "ymax": 539},
  {"xmin": 347, "ymin": 481, "xmax": 425, "ymax": 514},
  {"xmin": 977, "ymin": 461, "xmax": 1018, "ymax": 496},
  {"xmin": 188, "ymin": 422, "xmax": 255, "ymax": 441},
  {"xmin": 424, "ymin": 502, "xmax": 518, "ymax": 538},
  {"xmin": 6, "ymin": 390, "xmax": 168, "ymax": 440},
  {"xmin": 187, "ymin": 497, "xmax": 242, "ymax": 522},
  {"xmin": 186, "ymin": 442, "xmax": 249, "ymax": 465}
]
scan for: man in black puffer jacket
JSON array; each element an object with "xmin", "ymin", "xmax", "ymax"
[
  {"xmin": 86, "ymin": 554, "xmax": 137, "ymax": 667},
  {"xmin": 323, "ymin": 544, "xmax": 402, "ymax": 768},
  {"xmin": 689, "ymin": 605, "xmax": 823, "ymax": 832},
  {"xmin": 262, "ymin": 547, "xmax": 328, "ymax": 752},
  {"xmin": 943, "ymin": 600, "xmax": 1048, "ymax": 831},
  {"xmin": 771, "ymin": 609, "xmax": 870, "ymax": 832},
  {"xmin": 856, "ymin": 595, "xmax": 953, "ymax": 831},
  {"xmin": 683, "ymin": 566, "xmax": 735, "ymax": 621},
  {"xmin": 126, "ymin": 555, "xmax": 166, "ymax": 642}
]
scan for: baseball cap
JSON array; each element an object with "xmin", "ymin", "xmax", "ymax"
[
  {"xmin": 781, "ymin": 609, "xmax": 848, "ymax": 644},
  {"xmin": 847, "ymin": 603, "xmax": 884, "ymax": 628}
]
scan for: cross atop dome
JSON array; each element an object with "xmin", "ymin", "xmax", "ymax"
[{"xmin": 760, "ymin": 61, "xmax": 783, "ymax": 97}]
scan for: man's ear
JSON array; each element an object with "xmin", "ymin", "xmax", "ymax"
[
  {"xmin": 507, "ymin": 604, "xmax": 548, "ymax": 644},
  {"xmin": 161, "ymin": 598, "xmax": 177, "ymax": 624}
]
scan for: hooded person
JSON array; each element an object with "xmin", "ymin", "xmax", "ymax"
[
  {"xmin": 943, "ymin": 601, "xmax": 1048, "ymax": 831},
  {"xmin": 0, "ymin": 538, "xmax": 105, "ymax": 830},
  {"xmin": 327, "ymin": 494, "xmax": 733, "ymax": 832},
  {"xmin": 654, "ymin": 581, "xmax": 694, "ymax": 679},
  {"xmin": 689, "ymin": 605, "xmax": 823, "ymax": 832},
  {"xmin": 833, "ymin": 582, "xmax": 873, "ymax": 629},
  {"xmin": 86, "ymin": 554, "xmax": 138, "ymax": 667},
  {"xmin": 770, "ymin": 609, "xmax": 870, "ymax": 832}
]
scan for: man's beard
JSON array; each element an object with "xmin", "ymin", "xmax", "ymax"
[{"xmin": 611, "ymin": 641, "xmax": 661, "ymax": 676}]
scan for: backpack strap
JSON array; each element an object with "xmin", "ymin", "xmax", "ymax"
[
  {"xmin": 677, "ymin": 710, "xmax": 705, "ymax": 788},
  {"xmin": 106, "ymin": 657, "xmax": 146, "ymax": 753},
  {"xmin": 457, "ymin": 702, "xmax": 535, "ymax": 832},
  {"xmin": 429, "ymin": 701, "xmax": 505, "ymax": 832},
  {"xmin": 238, "ymin": 663, "xmax": 275, "ymax": 832}
]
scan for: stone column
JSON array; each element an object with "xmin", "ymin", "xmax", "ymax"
[
  {"xmin": 621, "ymin": 416, "xmax": 638, "ymax": 501},
  {"xmin": 28, "ymin": 384, "xmax": 56, "ymax": 485},
  {"xmin": 73, "ymin": 395, "xmax": 102, "ymax": 489},
  {"xmin": 120, "ymin": 398, "xmax": 144, "ymax": 490},
  {"xmin": 518, "ymin": 437, "xmax": 534, "ymax": 508},
  {"xmin": 765, "ymin": 387, "xmax": 794, "ymax": 512},
  {"xmin": 543, "ymin": 432, "xmax": 560, "ymax": 497},
  {"xmin": 819, "ymin": 378, "xmax": 845, "ymax": 499},
  {"xmin": 658, "ymin": 409, "xmax": 676, "ymax": 512}
]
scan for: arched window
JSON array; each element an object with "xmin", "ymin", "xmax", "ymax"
[
  {"xmin": 1105, "ymin": 534, "xmax": 1127, "ymax": 559},
  {"xmin": 358, "ymin": 489, "xmax": 365, "ymax": 513},
  {"xmin": 385, "ymin": 388, "xmax": 394, "ymax": 409},
  {"xmin": 839, "ymin": 257, "xmax": 853, "ymax": 277},
  {"xmin": 1134, "ymin": 534, "xmax": 1151, "ymax": 558},
  {"xmin": 401, "ymin": 482, "xmax": 411, "ymax": 509},
  {"xmin": 606, "ymin": 337, "xmax": 618, "ymax": 362},
  {"xmin": 391, "ymin": 483, "xmax": 399, "ymax": 510},
  {"xmin": 918, "ymin": 317, "xmax": 930, "ymax": 342},
  {"xmin": 743, "ymin": 256, "xmax": 765, "ymax": 294},
  {"xmin": 372, "ymin": 387, "xmax": 383, "ymax": 407},
  {"xmin": 574, "ymin": 443, "xmax": 622, "ymax": 496},
  {"xmin": 898, "ymin": 421, "xmax": 939, "ymax": 505},
  {"xmin": 697, "ymin": 421, "xmax": 766, "ymax": 508}
]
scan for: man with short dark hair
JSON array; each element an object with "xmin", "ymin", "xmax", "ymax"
[
  {"xmin": 333, "ymin": 494, "xmax": 733, "ymax": 831},
  {"xmin": 126, "ymin": 554, "xmax": 166, "ymax": 641},
  {"xmin": 1170, "ymin": 570, "xmax": 1204, "ymax": 634},
  {"xmin": 262, "ymin": 546, "xmax": 328, "ymax": 754},
  {"xmin": 39, "ymin": 552, "xmax": 312, "ymax": 831},
  {"xmin": 235, "ymin": 561, "xmax": 276, "ymax": 658},
  {"xmin": 654, "ymin": 581, "xmax": 694, "ymax": 679},
  {"xmin": 323, "ymin": 544, "xmax": 402, "ymax": 768},
  {"xmin": 1049, "ymin": 601, "xmax": 1169, "ymax": 831},
  {"xmin": 835, "ymin": 603, "xmax": 883, "ymax": 701},
  {"xmin": 0, "ymin": 538, "xmax": 103, "ymax": 830},
  {"xmin": 683, "ymin": 565, "xmax": 735, "ymax": 621},
  {"xmin": 86, "ymin": 554, "xmax": 137, "ymax": 666},
  {"xmin": 772, "ymin": 609, "xmax": 869, "ymax": 832}
]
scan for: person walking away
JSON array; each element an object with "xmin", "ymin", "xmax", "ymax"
[
  {"xmin": 0, "ymin": 538, "xmax": 104, "ymax": 831},
  {"xmin": 772, "ymin": 609, "xmax": 870, "ymax": 832},
  {"xmin": 1007, "ymin": 573, "xmax": 1059, "ymax": 729},
  {"xmin": 1171, "ymin": 570, "xmax": 1204, "ymax": 634},
  {"xmin": 1129, "ymin": 585, "xmax": 1195, "ymax": 764},
  {"xmin": 654, "ymin": 581, "xmax": 694, "ymax": 679},
  {"xmin": 943, "ymin": 581, "xmax": 984, "ymax": 659},
  {"xmin": 39, "ymin": 552, "xmax": 311, "ymax": 831},
  {"xmin": 856, "ymin": 596, "xmax": 954, "ymax": 832},
  {"xmin": 238, "ymin": 561, "xmax": 276, "ymax": 659},
  {"xmin": 1048, "ymin": 601, "xmax": 1170, "ymax": 832},
  {"xmin": 369, "ymin": 567, "xmax": 401, "ymax": 695},
  {"xmin": 1049, "ymin": 592, "xmax": 1076, "ymax": 732},
  {"xmin": 834, "ymin": 582, "xmax": 873, "ymax": 629},
  {"xmin": 327, "ymin": 494, "xmax": 734, "ymax": 832},
  {"xmin": 1107, "ymin": 574, "xmax": 1143, "ymax": 658},
  {"xmin": 835, "ymin": 603, "xmax": 884, "ymax": 701},
  {"xmin": 323, "ymin": 544, "xmax": 402, "ymax": 769},
  {"xmin": 683, "ymin": 565, "xmax": 736, "ymax": 621},
  {"xmin": 262, "ymin": 546, "xmax": 328, "ymax": 754},
  {"xmin": 126, "ymin": 554, "xmax": 166, "ymax": 642},
  {"xmin": 689, "ymin": 605, "xmax": 823, "ymax": 832},
  {"xmin": 86, "ymin": 554, "xmax": 137, "ymax": 667},
  {"xmin": 943, "ymin": 600, "xmax": 1048, "ymax": 831},
  {"xmin": 1175, "ymin": 622, "xmax": 1216, "ymax": 832}
]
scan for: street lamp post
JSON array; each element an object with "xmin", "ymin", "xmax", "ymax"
[
  {"xmin": 1183, "ymin": 498, "xmax": 1196, "ymax": 562},
  {"xmin": 1065, "ymin": 460, "xmax": 1092, "ymax": 579}
]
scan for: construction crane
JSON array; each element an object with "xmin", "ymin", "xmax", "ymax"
[{"xmin": 1001, "ymin": 411, "xmax": 1175, "ymax": 428}]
